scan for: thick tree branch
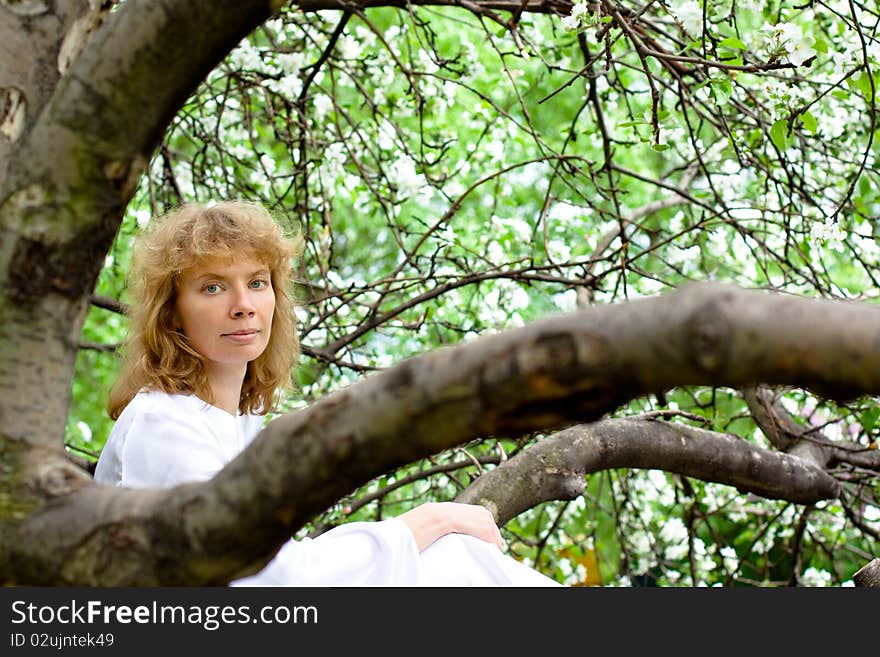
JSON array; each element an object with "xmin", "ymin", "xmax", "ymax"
[
  {"xmin": 455, "ymin": 418, "xmax": 841, "ymax": 523},
  {"xmin": 296, "ymin": 0, "xmax": 572, "ymax": 13},
  {"xmin": 853, "ymin": 558, "xmax": 880, "ymax": 587},
  {"xmin": 9, "ymin": 282, "xmax": 880, "ymax": 584},
  {"xmin": 0, "ymin": 0, "xmax": 91, "ymax": 189}
]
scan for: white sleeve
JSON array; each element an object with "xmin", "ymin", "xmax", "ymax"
[
  {"xmin": 231, "ymin": 517, "xmax": 422, "ymax": 587},
  {"xmin": 120, "ymin": 410, "xmax": 226, "ymax": 488}
]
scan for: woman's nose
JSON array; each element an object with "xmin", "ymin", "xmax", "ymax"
[{"xmin": 230, "ymin": 287, "xmax": 256, "ymax": 317}]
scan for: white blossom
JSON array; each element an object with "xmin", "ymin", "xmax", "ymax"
[
  {"xmin": 76, "ymin": 421, "xmax": 92, "ymax": 442},
  {"xmin": 572, "ymin": 1, "xmax": 589, "ymax": 19},
  {"xmin": 267, "ymin": 74, "xmax": 302, "ymax": 99},
  {"xmin": 135, "ymin": 209, "xmax": 151, "ymax": 229},
  {"xmin": 801, "ymin": 567, "xmax": 832, "ymax": 587},
  {"xmin": 810, "ymin": 218, "xmax": 846, "ymax": 252},
  {"xmin": 485, "ymin": 140, "xmax": 505, "ymax": 161},
  {"xmin": 659, "ymin": 517, "xmax": 689, "ymax": 545},
  {"xmin": 337, "ymin": 35, "xmax": 360, "ymax": 60},
  {"xmin": 561, "ymin": 15, "xmax": 580, "ymax": 32},
  {"xmin": 672, "ymin": 1, "xmax": 704, "ymax": 38},
  {"xmin": 389, "ymin": 156, "xmax": 426, "ymax": 199},
  {"xmin": 553, "ymin": 289, "xmax": 577, "ymax": 312},
  {"xmin": 775, "ymin": 23, "xmax": 816, "ymax": 66},
  {"xmin": 313, "ymin": 94, "xmax": 333, "ymax": 120},
  {"xmin": 720, "ymin": 546, "xmax": 739, "ymax": 572}
]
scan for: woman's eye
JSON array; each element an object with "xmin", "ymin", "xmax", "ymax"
[
  {"xmin": 250, "ymin": 279, "xmax": 269, "ymax": 290},
  {"xmin": 204, "ymin": 283, "xmax": 221, "ymax": 294}
]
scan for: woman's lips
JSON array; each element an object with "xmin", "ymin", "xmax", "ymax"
[{"xmin": 222, "ymin": 329, "xmax": 259, "ymax": 343}]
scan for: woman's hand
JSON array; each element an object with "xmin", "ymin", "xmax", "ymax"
[{"xmin": 398, "ymin": 502, "xmax": 504, "ymax": 552}]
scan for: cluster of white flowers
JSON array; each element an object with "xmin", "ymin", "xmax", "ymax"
[
  {"xmin": 229, "ymin": 41, "xmax": 265, "ymax": 73},
  {"xmin": 801, "ymin": 566, "xmax": 832, "ymax": 587},
  {"xmin": 670, "ymin": 0, "xmax": 704, "ymax": 38},
  {"xmin": 720, "ymin": 546, "xmax": 739, "ymax": 573},
  {"xmin": 552, "ymin": 288, "xmax": 578, "ymax": 312},
  {"xmin": 417, "ymin": 49, "xmax": 440, "ymax": 75},
  {"xmin": 134, "ymin": 208, "xmax": 151, "ymax": 229},
  {"xmin": 352, "ymin": 25, "xmax": 376, "ymax": 51},
  {"xmin": 172, "ymin": 162, "xmax": 195, "ymax": 197},
  {"xmin": 490, "ymin": 214, "xmax": 533, "ymax": 243},
  {"xmin": 810, "ymin": 218, "xmax": 846, "ymax": 252},
  {"xmin": 547, "ymin": 200, "xmax": 583, "ymax": 223},
  {"xmin": 319, "ymin": 142, "xmax": 347, "ymax": 188},
  {"xmin": 258, "ymin": 153, "xmax": 276, "ymax": 177},
  {"xmin": 558, "ymin": 557, "xmax": 588, "ymax": 585},
  {"xmin": 389, "ymin": 155, "xmax": 427, "ymax": 200},
  {"xmin": 313, "ymin": 94, "xmax": 333, "ymax": 120},
  {"xmin": 761, "ymin": 22, "xmax": 816, "ymax": 66},
  {"xmin": 659, "ymin": 517, "xmax": 690, "ymax": 560},
  {"xmin": 629, "ymin": 529, "xmax": 655, "ymax": 575},
  {"xmin": 484, "ymin": 139, "xmax": 505, "ymax": 162},
  {"xmin": 266, "ymin": 74, "xmax": 302, "ymax": 99},
  {"xmin": 751, "ymin": 524, "xmax": 778, "ymax": 555},
  {"xmin": 335, "ymin": 34, "xmax": 360, "ymax": 61},
  {"xmin": 423, "ymin": 78, "xmax": 459, "ymax": 113},
  {"xmin": 277, "ymin": 50, "xmax": 305, "ymax": 76},
  {"xmin": 477, "ymin": 281, "xmax": 528, "ymax": 326},
  {"xmin": 546, "ymin": 239, "xmax": 572, "ymax": 262},
  {"xmin": 561, "ymin": 1, "xmax": 590, "ymax": 32}
]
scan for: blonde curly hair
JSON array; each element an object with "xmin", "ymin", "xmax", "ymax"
[{"xmin": 107, "ymin": 201, "xmax": 302, "ymax": 419}]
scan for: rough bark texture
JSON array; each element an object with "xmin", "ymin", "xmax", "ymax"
[
  {"xmin": 0, "ymin": 0, "xmax": 91, "ymax": 190},
  {"xmin": 853, "ymin": 558, "xmax": 880, "ymax": 587}
]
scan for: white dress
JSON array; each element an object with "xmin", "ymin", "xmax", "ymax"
[{"xmin": 94, "ymin": 390, "xmax": 561, "ymax": 587}]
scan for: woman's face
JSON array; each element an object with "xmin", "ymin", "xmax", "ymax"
[{"xmin": 174, "ymin": 255, "xmax": 275, "ymax": 375}]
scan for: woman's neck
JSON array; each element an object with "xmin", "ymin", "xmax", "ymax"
[{"xmin": 204, "ymin": 363, "xmax": 247, "ymax": 415}]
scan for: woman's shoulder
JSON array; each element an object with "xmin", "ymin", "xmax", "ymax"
[{"xmin": 122, "ymin": 389, "xmax": 208, "ymax": 420}]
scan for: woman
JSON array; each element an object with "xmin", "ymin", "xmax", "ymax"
[{"xmin": 94, "ymin": 200, "xmax": 560, "ymax": 586}]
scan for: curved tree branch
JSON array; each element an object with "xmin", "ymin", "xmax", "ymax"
[
  {"xmin": 455, "ymin": 417, "xmax": 840, "ymax": 524},
  {"xmin": 8, "ymin": 282, "xmax": 880, "ymax": 584}
]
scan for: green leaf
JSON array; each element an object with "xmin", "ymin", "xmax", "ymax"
[
  {"xmin": 652, "ymin": 142, "xmax": 670, "ymax": 151},
  {"xmin": 770, "ymin": 118, "xmax": 791, "ymax": 150},
  {"xmin": 799, "ymin": 111, "xmax": 818, "ymax": 134},
  {"xmin": 711, "ymin": 79, "xmax": 732, "ymax": 106},
  {"xmin": 719, "ymin": 37, "xmax": 747, "ymax": 50},
  {"xmin": 861, "ymin": 407, "xmax": 880, "ymax": 434},
  {"xmin": 855, "ymin": 71, "xmax": 875, "ymax": 101}
]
